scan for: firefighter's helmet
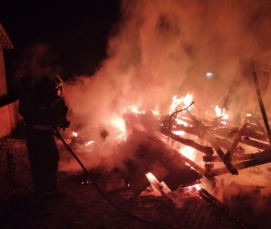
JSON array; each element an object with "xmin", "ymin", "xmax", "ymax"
[{"xmin": 45, "ymin": 71, "xmax": 63, "ymax": 91}]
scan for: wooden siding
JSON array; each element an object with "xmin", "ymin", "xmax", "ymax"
[
  {"xmin": 0, "ymin": 44, "xmax": 7, "ymax": 99},
  {"xmin": 0, "ymin": 100, "xmax": 23, "ymax": 138}
]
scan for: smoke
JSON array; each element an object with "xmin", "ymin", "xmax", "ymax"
[
  {"xmin": 15, "ymin": 42, "xmax": 59, "ymax": 84},
  {"xmin": 62, "ymin": 0, "xmax": 271, "ymax": 171}
]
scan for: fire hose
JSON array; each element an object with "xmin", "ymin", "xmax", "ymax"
[{"xmin": 55, "ymin": 128, "xmax": 170, "ymax": 229}]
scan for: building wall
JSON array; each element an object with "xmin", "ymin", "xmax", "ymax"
[
  {"xmin": 0, "ymin": 100, "xmax": 23, "ymax": 138},
  {"xmin": 0, "ymin": 43, "xmax": 7, "ymax": 99}
]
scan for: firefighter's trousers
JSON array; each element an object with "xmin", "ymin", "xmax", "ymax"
[{"xmin": 26, "ymin": 126, "xmax": 59, "ymax": 193}]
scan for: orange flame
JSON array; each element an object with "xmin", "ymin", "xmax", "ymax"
[
  {"xmin": 111, "ymin": 116, "xmax": 127, "ymax": 141},
  {"xmin": 182, "ymin": 93, "xmax": 193, "ymax": 107},
  {"xmin": 124, "ymin": 105, "xmax": 145, "ymax": 114},
  {"xmin": 215, "ymin": 105, "xmax": 228, "ymax": 125},
  {"xmin": 215, "ymin": 105, "xmax": 228, "ymax": 120},
  {"xmin": 170, "ymin": 95, "xmax": 183, "ymax": 112},
  {"xmin": 169, "ymin": 93, "xmax": 194, "ymax": 113}
]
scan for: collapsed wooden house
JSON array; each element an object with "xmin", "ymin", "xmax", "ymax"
[{"xmin": 69, "ymin": 58, "xmax": 271, "ymax": 229}]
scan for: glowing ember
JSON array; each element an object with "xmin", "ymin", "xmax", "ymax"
[
  {"xmin": 85, "ymin": 141, "xmax": 94, "ymax": 146},
  {"xmin": 144, "ymin": 173, "xmax": 172, "ymax": 197},
  {"xmin": 185, "ymin": 162, "xmax": 196, "ymax": 171},
  {"xmin": 175, "ymin": 118, "xmax": 188, "ymax": 126},
  {"xmin": 172, "ymin": 130, "xmax": 185, "ymax": 136},
  {"xmin": 145, "ymin": 172, "xmax": 164, "ymax": 191},
  {"xmin": 146, "ymin": 172, "xmax": 158, "ymax": 184},
  {"xmin": 187, "ymin": 183, "xmax": 201, "ymax": 191},
  {"xmin": 80, "ymin": 179, "xmax": 92, "ymax": 185}
]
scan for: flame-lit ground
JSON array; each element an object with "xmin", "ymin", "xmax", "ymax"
[
  {"xmin": 2, "ymin": 123, "xmax": 271, "ymax": 229},
  {"xmin": 0, "ymin": 137, "xmax": 206, "ymax": 229}
]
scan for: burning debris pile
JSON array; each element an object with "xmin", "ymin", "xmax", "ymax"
[
  {"xmin": 55, "ymin": 55, "xmax": 271, "ymax": 228},
  {"xmin": 66, "ymin": 87, "xmax": 271, "ymax": 192}
]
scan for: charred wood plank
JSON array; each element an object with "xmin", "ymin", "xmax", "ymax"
[
  {"xmin": 160, "ymin": 128, "xmax": 214, "ymax": 156},
  {"xmin": 173, "ymin": 123, "xmax": 269, "ymax": 150},
  {"xmin": 214, "ymin": 127, "xmax": 268, "ymax": 142},
  {"xmin": 163, "ymin": 122, "xmax": 239, "ymax": 175},
  {"xmin": 148, "ymin": 135, "xmax": 215, "ymax": 182},
  {"xmin": 210, "ymin": 155, "xmax": 271, "ymax": 176},
  {"xmin": 207, "ymin": 135, "xmax": 238, "ymax": 175},
  {"xmin": 203, "ymin": 154, "xmax": 257, "ymax": 162},
  {"xmin": 125, "ymin": 159, "xmax": 150, "ymax": 197},
  {"xmin": 224, "ymin": 122, "xmax": 249, "ymax": 162},
  {"xmin": 239, "ymin": 137, "xmax": 269, "ymax": 150},
  {"xmin": 183, "ymin": 107, "xmax": 201, "ymax": 126}
]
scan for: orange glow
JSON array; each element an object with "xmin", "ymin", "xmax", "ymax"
[
  {"xmin": 175, "ymin": 118, "xmax": 188, "ymax": 126},
  {"xmin": 173, "ymin": 130, "xmax": 185, "ymax": 136},
  {"xmin": 187, "ymin": 183, "xmax": 201, "ymax": 191},
  {"xmin": 124, "ymin": 105, "xmax": 145, "ymax": 114},
  {"xmin": 145, "ymin": 172, "xmax": 172, "ymax": 196},
  {"xmin": 215, "ymin": 105, "xmax": 228, "ymax": 119},
  {"xmin": 85, "ymin": 141, "xmax": 94, "ymax": 146},
  {"xmin": 111, "ymin": 117, "xmax": 127, "ymax": 141},
  {"xmin": 72, "ymin": 132, "xmax": 78, "ymax": 137},
  {"xmin": 145, "ymin": 172, "xmax": 169, "ymax": 192},
  {"xmin": 182, "ymin": 92, "xmax": 193, "ymax": 107},
  {"xmin": 150, "ymin": 108, "xmax": 159, "ymax": 116},
  {"xmin": 109, "ymin": 105, "xmax": 146, "ymax": 142},
  {"xmin": 146, "ymin": 172, "xmax": 157, "ymax": 183},
  {"xmin": 179, "ymin": 146, "xmax": 196, "ymax": 160},
  {"xmin": 112, "ymin": 117, "xmax": 126, "ymax": 133},
  {"xmin": 169, "ymin": 93, "xmax": 194, "ymax": 114},
  {"xmin": 215, "ymin": 105, "xmax": 228, "ymax": 124},
  {"xmin": 185, "ymin": 162, "xmax": 196, "ymax": 171},
  {"xmin": 170, "ymin": 95, "xmax": 183, "ymax": 112}
]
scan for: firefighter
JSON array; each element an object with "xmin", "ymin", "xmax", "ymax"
[{"xmin": 19, "ymin": 71, "xmax": 70, "ymax": 197}]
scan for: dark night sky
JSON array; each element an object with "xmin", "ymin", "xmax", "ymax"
[{"xmin": 0, "ymin": 0, "xmax": 121, "ymax": 94}]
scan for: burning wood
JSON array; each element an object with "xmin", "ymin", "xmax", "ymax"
[
  {"xmin": 66, "ymin": 59, "xmax": 271, "ymax": 202},
  {"xmin": 145, "ymin": 172, "xmax": 172, "ymax": 202}
]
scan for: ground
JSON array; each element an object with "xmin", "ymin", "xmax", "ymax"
[{"xmin": 1, "ymin": 135, "xmax": 271, "ymax": 229}]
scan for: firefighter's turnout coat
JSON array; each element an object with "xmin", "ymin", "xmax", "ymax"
[{"xmin": 19, "ymin": 74, "xmax": 69, "ymax": 194}]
